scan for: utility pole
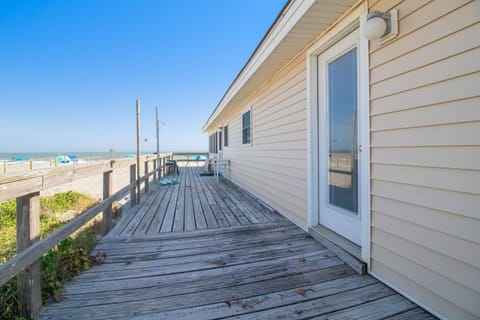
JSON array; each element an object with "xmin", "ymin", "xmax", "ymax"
[
  {"xmin": 136, "ymin": 99, "xmax": 141, "ymax": 204},
  {"xmin": 156, "ymin": 106, "xmax": 160, "ymax": 181}
]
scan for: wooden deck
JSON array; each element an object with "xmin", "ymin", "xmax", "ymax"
[
  {"xmin": 39, "ymin": 166, "xmax": 435, "ymax": 319},
  {"xmin": 111, "ymin": 164, "xmax": 285, "ymax": 236}
]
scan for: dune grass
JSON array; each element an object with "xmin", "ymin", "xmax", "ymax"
[{"xmin": 0, "ymin": 191, "xmax": 99, "ymax": 320}]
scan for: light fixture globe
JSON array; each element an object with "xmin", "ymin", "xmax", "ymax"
[{"xmin": 363, "ymin": 11, "xmax": 388, "ymax": 40}]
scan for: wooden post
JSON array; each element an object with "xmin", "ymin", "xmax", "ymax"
[
  {"xmin": 136, "ymin": 100, "xmax": 141, "ymax": 204},
  {"xmin": 49, "ymin": 157, "xmax": 52, "ymax": 167},
  {"xmin": 153, "ymin": 159, "xmax": 157, "ymax": 183},
  {"xmin": 3, "ymin": 160, "xmax": 6, "ymax": 173},
  {"xmin": 29, "ymin": 160, "xmax": 33, "ymax": 171},
  {"xmin": 16, "ymin": 192, "xmax": 41, "ymax": 320},
  {"xmin": 162, "ymin": 156, "xmax": 166, "ymax": 177},
  {"xmin": 130, "ymin": 164, "xmax": 137, "ymax": 206},
  {"xmin": 102, "ymin": 170, "xmax": 113, "ymax": 236},
  {"xmin": 144, "ymin": 160, "xmax": 149, "ymax": 193}
]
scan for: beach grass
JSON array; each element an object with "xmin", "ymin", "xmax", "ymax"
[{"xmin": 0, "ymin": 192, "xmax": 99, "ymax": 320}]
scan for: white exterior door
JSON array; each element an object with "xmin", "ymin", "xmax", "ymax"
[{"xmin": 318, "ymin": 30, "xmax": 362, "ymax": 245}]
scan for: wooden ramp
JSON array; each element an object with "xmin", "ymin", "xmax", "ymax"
[{"xmin": 39, "ymin": 167, "xmax": 435, "ymax": 319}]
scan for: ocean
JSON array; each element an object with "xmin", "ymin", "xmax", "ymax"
[
  {"xmin": 0, "ymin": 152, "xmax": 149, "ymax": 162},
  {"xmin": 0, "ymin": 151, "xmax": 208, "ymax": 162}
]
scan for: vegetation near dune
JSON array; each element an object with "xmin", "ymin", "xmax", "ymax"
[{"xmin": 0, "ymin": 191, "xmax": 99, "ymax": 320}]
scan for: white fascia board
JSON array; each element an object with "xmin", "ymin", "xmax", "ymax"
[{"xmin": 202, "ymin": 0, "xmax": 315, "ymax": 132}]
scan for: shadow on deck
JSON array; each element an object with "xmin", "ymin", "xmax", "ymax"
[{"xmin": 39, "ymin": 166, "xmax": 435, "ymax": 319}]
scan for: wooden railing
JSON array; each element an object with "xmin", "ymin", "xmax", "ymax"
[{"xmin": 0, "ymin": 153, "xmax": 173, "ymax": 319}]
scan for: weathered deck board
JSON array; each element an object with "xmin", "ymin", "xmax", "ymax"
[
  {"xmin": 112, "ymin": 166, "xmax": 282, "ymax": 236},
  {"xmin": 39, "ymin": 167, "xmax": 436, "ymax": 320}
]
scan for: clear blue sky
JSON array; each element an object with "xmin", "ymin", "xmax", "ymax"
[{"xmin": 0, "ymin": 0, "xmax": 286, "ymax": 153}]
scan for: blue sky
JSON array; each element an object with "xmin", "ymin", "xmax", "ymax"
[{"xmin": 0, "ymin": 0, "xmax": 286, "ymax": 152}]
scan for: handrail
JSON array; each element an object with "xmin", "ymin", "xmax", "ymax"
[
  {"xmin": 0, "ymin": 182, "xmax": 132, "ymax": 286},
  {"xmin": 0, "ymin": 152, "xmax": 174, "ymax": 319},
  {"xmin": 0, "ymin": 154, "xmax": 162, "ymax": 202}
]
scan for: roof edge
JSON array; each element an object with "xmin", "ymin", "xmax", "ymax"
[{"xmin": 202, "ymin": 0, "xmax": 293, "ymax": 132}]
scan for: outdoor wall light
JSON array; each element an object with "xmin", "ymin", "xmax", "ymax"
[{"xmin": 363, "ymin": 9, "xmax": 398, "ymax": 43}]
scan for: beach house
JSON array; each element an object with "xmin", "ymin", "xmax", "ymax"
[{"xmin": 203, "ymin": 0, "xmax": 480, "ymax": 319}]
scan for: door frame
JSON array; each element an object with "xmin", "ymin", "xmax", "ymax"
[{"xmin": 306, "ymin": 3, "xmax": 371, "ymax": 265}]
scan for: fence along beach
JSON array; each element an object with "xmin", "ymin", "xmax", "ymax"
[{"xmin": 0, "ymin": 152, "xmax": 206, "ymax": 175}]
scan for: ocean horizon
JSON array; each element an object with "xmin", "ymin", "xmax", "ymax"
[{"xmin": 0, "ymin": 151, "xmax": 208, "ymax": 162}]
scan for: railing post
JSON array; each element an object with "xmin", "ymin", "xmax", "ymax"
[
  {"xmin": 130, "ymin": 164, "xmax": 137, "ymax": 206},
  {"xmin": 144, "ymin": 160, "xmax": 149, "ymax": 193},
  {"xmin": 102, "ymin": 170, "xmax": 113, "ymax": 236},
  {"xmin": 162, "ymin": 156, "xmax": 165, "ymax": 177},
  {"xmin": 16, "ymin": 192, "xmax": 41, "ymax": 320},
  {"xmin": 153, "ymin": 159, "xmax": 157, "ymax": 183}
]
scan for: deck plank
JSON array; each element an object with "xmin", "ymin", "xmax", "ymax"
[
  {"xmin": 192, "ymin": 169, "xmax": 219, "ymax": 228},
  {"xmin": 133, "ymin": 186, "xmax": 168, "ymax": 235},
  {"xmin": 190, "ymin": 168, "xmax": 208, "ymax": 229},
  {"xmin": 172, "ymin": 170, "xmax": 186, "ymax": 232},
  {"xmin": 145, "ymin": 186, "xmax": 173, "ymax": 234},
  {"xmin": 159, "ymin": 183, "xmax": 180, "ymax": 232},
  {"xmin": 39, "ymin": 167, "xmax": 435, "ymax": 320}
]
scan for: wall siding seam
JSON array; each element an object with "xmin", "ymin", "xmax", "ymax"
[
  {"xmin": 370, "ymin": 94, "xmax": 480, "ymax": 117},
  {"xmin": 253, "ymin": 75, "xmax": 306, "ymax": 112},
  {"xmin": 370, "ymin": 144, "xmax": 480, "ymax": 149},
  {"xmin": 254, "ymin": 98, "xmax": 307, "ymax": 124},
  {"xmin": 369, "ymin": 0, "xmax": 405, "ymax": 11},
  {"xmin": 370, "ymin": 118, "xmax": 480, "ymax": 133},
  {"xmin": 230, "ymin": 168, "xmax": 307, "ymax": 193},
  {"xmin": 372, "ymin": 228, "xmax": 480, "ymax": 291},
  {"xmin": 370, "ymin": 160, "xmax": 480, "ymax": 172},
  {"xmin": 254, "ymin": 130, "xmax": 307, "ymax": 141},
  {"xmin": 254, "ymin": 118, "xmax": 307, "ymax": 136},
  {"xmin": 231, "ymin": 173, "xmax": 307, "ymax": 202},
  {"xmin": 230, "ymin": 56, "xmax": 307, "ymax": 119},
  {"xmin": 371, "ymin": 196, "xmax": 480, "ymax": 243},
  {"xmin": 254, "ymin": 86, "xmax": 307, "ymax": 119},
  {"xmin": 372, "ymin": 211, "xmax": 480, "ymax": 262},
  {"xmin": 253, "ymin": 66, "xmax": 306, "ymax": 106},
  {"xmin": 371, "ymin": 176, "xmax": 480, "ymax": 196},
  {"xmin": 230, "ymin": 163, "xmax": 307, "ymax": 179},
  {"xmin": 370, "ymin": 47, "xmax": 480, "ymax": 98},
  {"xmin": 255, "ymin": 95, "xmax": 306, "ymax": 121},
  {"xmin": 230, "ymin": 176, "xmax": 307, "ymax": 223},
  {"xmin": 370, "ymin": 44, "xmax": 480, "ymax": 86},
  {"xmin": 370, "ymin": 257, "xmax": 471, "ymax": 320},
  {"xmin": 371, "ymin": 243, "xmax": 480, "ymax": 316},
  {"xmin": 370, "ymin": 192, "xmax": 477, "ymax": 221},
  {"xmin": 369, "ymin": 70, "xmax": 480, "ymax": 102},
  {"xmin": 254, "ymin": 102, "xmax": 307, "ymax": 126},
  {"xmin": 254, "ymin": 138, "xmax": 307, "ymax": 146}
]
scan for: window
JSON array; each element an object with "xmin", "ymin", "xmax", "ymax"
[
  {"xmin": 209, "ymin": 133, "xmax": 217, "ymax": 153},
  {"xmin": 223, "ymin": 125, "xmax": 229, "ymax": 147},
  {"xmin": 242, "ymin": 110, "xmax": 251, "ymax": 144},
  {"xmin": 218, "ymin": 131, "xmax": 222, "ymax": 151}
]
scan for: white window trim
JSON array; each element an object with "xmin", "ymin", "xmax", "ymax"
[
  {"xmin": 306, "ymin": 3, "xmax": 371, "ymax": 266},
  {"xmin": 241, "ymin": 107, "xmax": 252, "ymax": 146}
]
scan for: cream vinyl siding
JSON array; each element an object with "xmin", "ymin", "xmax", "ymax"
[
  {"xmin": 215, "ymin": 54, "xmax": 308, "ymax": 228},
  {"xmin": 368, "ymin": 0, "xmax": 480, "ymax": 319}
]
